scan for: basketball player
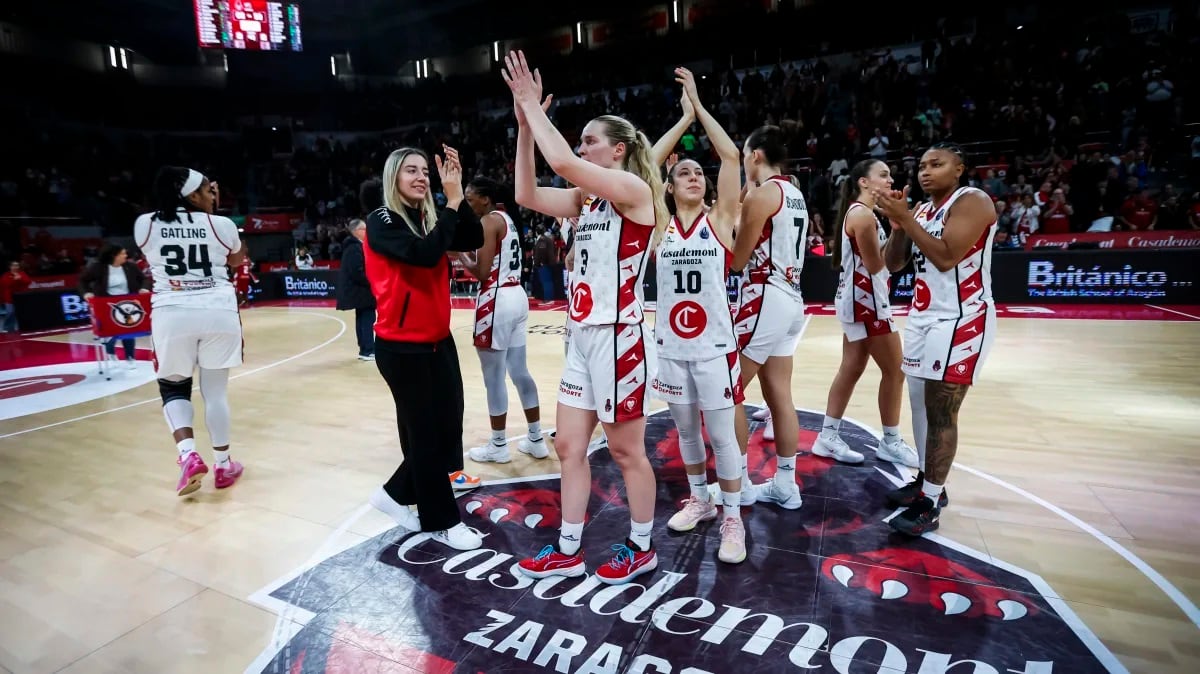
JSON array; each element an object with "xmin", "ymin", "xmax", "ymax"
[
  {"xmin": 456, "ymin": 176, "xmax": 548, "ymax": 463},
  {"xmin": 559, "ymin": 213, "xmax": 609, "ymax": 455},
  {"xmin": 732, "ymin": 126, "xmax": 809, "ymax": 510},
  {"xmin": 134, "ymin": 167, "xmax": 245, "ymax": 496},
  {"xmin": 650, "ymin": 68, "xmax": 748, "ymax": 563},
  {"xmin": 234, "ymin": 255, "xmax": 256, "ymax": 307},
  {"xmin": 817, "ymin": 159, "xmax": 919, "ymax": 467},
  {"xmin": 874, "ymin": 143, "xmax": 998, "ymax": 535},
  {"xmin": 503, "ymin": 51, "xmax": 666, "ymax": 584}
]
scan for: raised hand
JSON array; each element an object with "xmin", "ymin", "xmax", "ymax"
[
  {"xmin": 501, "ymin": 51, "xmax": 544, "ymax": 109},
  {"xmin": 435, "ymin": 144, "xmax": 463, "ymax": 204},
  {"xmin": 674, "ymin": 67, "xmax": 702, "ymax": 110}
]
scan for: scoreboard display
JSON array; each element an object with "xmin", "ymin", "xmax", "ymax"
[{"xmin": 195, "ymin": 0, "xmax": 303, "ymax": 52}]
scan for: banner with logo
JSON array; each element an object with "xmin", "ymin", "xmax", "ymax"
[
  {"xmin": 258, "ymin": 270, "xmax": 339, "ymax": 300},
  {"xmin": 12, "ymin": 289, "xmax": 90, "ymax": 331},
  {"xmin": 1024, "ymin": 230, "xmax": 1200, "ymax": 251},
  {"xmin": 87, "ymin": 295, "xmax": 152, "ymax": 337},
  {"xmin": 996, "ymin": 249, "xmax": 1198, "ymax": 303},
  {"xmin": 26, "ymin": 274, "xmax": 81, "ymax": 291},
  {"xmin": 245, "ymin": 212, "xmax": 303, "ymax": 233},
  {"xmin": 259, "ymin": 260, "xmax": 341, "ymax": 272}
]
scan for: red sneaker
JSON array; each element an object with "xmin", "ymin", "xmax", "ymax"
[
  {"xmin": 517, "ymin": 545, "xmax": 586, "ymax": 579},
  {"xmin": 595, "ymin": 541, "xmax": 658, "ymax": 585}
]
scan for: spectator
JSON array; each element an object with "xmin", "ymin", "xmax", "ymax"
[
  {"xmin": 295, "ymin": 245, "xmax": 314, "ymax": 269},
  {"xmin": 337, "ymin": 219, "xmax": 376, "ymax": 361},
  {"xmin": 79, "ymin": 244, "xmax": 150, "ymax": 369},
  {"xmin": 1118, "ymin": 188, "xmax": 1157, "ymax": 231},
  {"xmin": 1041, "ymin": 188, "xmax": 1073, "ymax": 234},
  {"xmin": 1, "ymin": 261, "xmax": 31, "ymax": 332}
]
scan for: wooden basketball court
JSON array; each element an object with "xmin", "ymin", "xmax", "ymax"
[{"xmin": 0, "ymin": 302, "xmax": 1197, "ymax": 673}]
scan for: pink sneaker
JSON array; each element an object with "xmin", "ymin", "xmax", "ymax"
[
  {"xmin": 214, "ymin": 460, "xmax": 244, "ymax": 489},
  {"xmin": 176, "ymin": 452, "xmax": 208, "ymax": 496}
]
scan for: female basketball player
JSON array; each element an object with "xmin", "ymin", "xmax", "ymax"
[
  {"xmin": 650, "ymin": 68, "xmax": 748, "ymax": 563},
  {"xmin": 134, "ymin": 167, "xmax": 245, "ymax": 496},
  {"xmin": 503, "ymin": 51, "xmax": 666, "ymax": 584},
  {"xmin": 731, "ymin": 126, "xmax": 809, "ymax": 510},
  {"xmin": 817, "ymin": 159, "xmax": 919, "ymax": 468},
  {"xmin": 875, "ymin": 142, "xmax": 998, "ymax": 535},
  {"xmin": 456, "ymin": 176, "xmax": 548, "ymax": 464}
]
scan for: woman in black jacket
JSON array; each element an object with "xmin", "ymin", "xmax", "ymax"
[
  {"xmin": 363, "ymin": 145, "xmax": 486, "ymax": 551},
  {"xmin": 80, "ymin": 243, "xmax": 150, "ymax": 369}
]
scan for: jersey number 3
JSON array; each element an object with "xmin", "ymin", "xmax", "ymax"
[{"xmin": 162, "ymin": 244, "xmax": 214, "ymax": 277}]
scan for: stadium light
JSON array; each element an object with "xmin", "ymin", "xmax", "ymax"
[
  {"xmin": 119, "ymin": 48, "xmax": 128, "ymax": 70},
  {"xmin": 108, "ymin": 46, "xmax": 117, "ymax": 68},
  {"xmin": 330, "ymin": 55, "xmax": 337, "ymax": 76},
  {"xmin": 576, "ymin": 22, "xmax": 583, "ymax": 44},
  {"xmin": 223, "ymin": 53, "xmax": 229, "ymax": 73},
  {"xmin": 673, "ymin": 1, "xmax": 679, "ymax": 24},
  {"xmin": 493, "ymin": 41, "xmax": 500, "ymax": 62}
]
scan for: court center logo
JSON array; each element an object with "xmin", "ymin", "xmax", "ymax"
[
  {"xmin": 250, "ymin": 408, "xmax": 1124, "ymax": 673},
  {"xmin": 109, "ymin": 299, "xmax": 147, "ymax": 328}
]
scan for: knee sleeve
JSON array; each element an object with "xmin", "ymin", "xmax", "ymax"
[
  {"xmin": 669, "ymin": 403, "xmax": 706, "ymax": 467},
  {"xmin": 702, "ymin": 406, "xmax": 741, "ymax": 481},
  {"xmin": 505, "ymin": 346, "xmax": 540, "ymax": 410},
  {"xmin": 199, "ymin": 368, "xmax": 231, "ymax": 447},
  {"xmin": 159, "ymin": 376, "xmax": 194, "ymax": 432},
  {"xmin": 907, "ymin": 375, "xmax": 927, "ymax": 471},
  {"xmin": 477, "ymin": 348, "xmax": 509, "ymax": 417}
]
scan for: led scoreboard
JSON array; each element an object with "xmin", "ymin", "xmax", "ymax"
[{"xmin": 195, "ymin": 0, "xmax": 302, "ymax": 52}]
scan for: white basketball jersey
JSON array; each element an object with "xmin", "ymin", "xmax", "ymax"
[
  {"xmin": 740, "ymin": 176, "xmax": 807, "ymax": 302},
  {"xmin": 480, "ymin": 210, "xmax": 522, "ymax": 292},
  {"xmin": 834, "ymin": 202, "xmax": 892, "ymax": 323},
  {"xmin": 569, "ymin": 195, "xmax": 654, "ymax": 327},
  {"xmin": 909, "ymin": 186, "xmax": 996, "ymax": 322},
  {"xmin": 655, "ymin": 213, "xmax": 737, "ymax": 361},
  {"xmin": 134, "ymin": 209, "xmax": 241, "ymax": 312}
]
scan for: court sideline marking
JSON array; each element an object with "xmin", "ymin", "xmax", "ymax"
[
  {"xmin": 839, "ymin": 409, "xmax": 1200, "ymax": 631},
  {"xmin": 1144, "ymin": 304, "xmax": 1200, "ymax": 321},
  {"xmin": 0, "ymin": 310, "xmax": 347, "ymax": 440}
]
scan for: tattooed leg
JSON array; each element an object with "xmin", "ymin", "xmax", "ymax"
[{"xmin": 923, "ymin": 380, "xmax": 970, "ymax": 485}]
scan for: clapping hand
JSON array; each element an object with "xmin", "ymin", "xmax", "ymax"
[{"xmin": 502, "ymin": 50, "xmax": 553, "ymax": 126}]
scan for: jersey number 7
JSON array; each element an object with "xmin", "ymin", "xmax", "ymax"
[{"xmin": 793, "ymin": 216, "xmax": 807, "ymax": 258}]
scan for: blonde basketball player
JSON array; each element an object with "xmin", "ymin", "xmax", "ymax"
[
  {"xmin": 503, "ymin": 51, "xmax": 666, "ymax": 584},
  {"xmin": 876, "ymin": 142, "xmax": 998, "ymax": 535},
  {"xmin": 456, "ymin": 176, "xmax": 548, "ymax": 464},
  {"xmin": 650, "ymin": 68, "xmax": 748, "ymax": 563},
  {"xmin": 134, "ymin": 167, "xmax": 245, "ymax": 496},
  {"xmin": 559, "ymin": 214, "xmax": 609, "ymax": 454},
  {"xmin": 818, "ymin": 158, "xmax": 919, "ymax": 467},
  {"xmin": 732, "ymin": 126, "xmax": 809, "ymax": 510}
]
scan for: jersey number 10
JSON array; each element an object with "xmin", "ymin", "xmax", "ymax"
[{"xmin": 161, "ymin": 244, "xmax": 214, "ymax": 277}]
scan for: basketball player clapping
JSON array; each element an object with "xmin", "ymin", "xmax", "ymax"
[{"xmin": 875, "ymin": 143, "xmax": 998, "ymax": 535}]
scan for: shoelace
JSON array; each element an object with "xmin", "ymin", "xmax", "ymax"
[
  {"xmin": 533, "ymin": 545, "xmax": 556, "ymax": 562},
  {"xmin": 607, "ymin": 544, "xmax": 635, "ymax": 569}
]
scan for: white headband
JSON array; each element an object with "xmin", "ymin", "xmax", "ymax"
[{"xmin": 179, "ymin": 169, "xmax": 205, "ymax": 197}]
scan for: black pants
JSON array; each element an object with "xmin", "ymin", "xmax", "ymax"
[
  {"xmin": 375, "ymin": 335, "xmax": 466, "ymax": 531},
  {"xmin": 355, "ymin": 307, "xmax": 376, "ymax": 356}
]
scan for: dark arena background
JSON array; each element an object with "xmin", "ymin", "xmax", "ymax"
[{"xmin": 0, "ymin": 1, "xmax": 1198, "ymax": 673}]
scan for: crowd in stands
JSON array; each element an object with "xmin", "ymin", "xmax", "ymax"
[{"xmin": 2, "ymin": 11, "xmax": 1197, "ymax": 288}]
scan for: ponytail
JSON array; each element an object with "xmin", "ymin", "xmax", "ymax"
[
  {"xmin": 152, "ymin": 166, "xmax": 198, "ymax": 223},
  {"xmin": 830, "ymin": 158, "xmax": 884, "ymax": 270},
  {"xmin": 594, "ymin": 115, "xmax": 669, "ymax": 247}
]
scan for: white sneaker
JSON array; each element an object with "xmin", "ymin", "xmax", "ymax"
[
  {"xmin": 718, "ymin": 517, "xmax": 747, "ymax": 564},
  {"xmin": 368, "ymin": 487, "xmax": 420, "ymax": 531},
  {"xmin": 587, "ymin": 433, "xmax": 608, "ymax": 454},
  {"xmin": 876, "ymin": 438, "xmax": 919, "ymax": 468},
  {"xmin": 431, "ymin": 523, "xmax": 483, "ymax": 551},
  {"xmin": 811, "ymin": 434, "xmax": 865, "ymax": 464},
  {"xmin": 763, "ymin": 418, "xmax": 775, "ymax": 441},
  {"xmin": 357, "ymin": 353, "xmax": 375, "ymax": 361},
  {"xmin": 519, "ymin": 437, "xmax": 549, "ymax": 459},
  {"xmin": 468, "ymin": 442, "xmax": 511, "ymax": 463},
  {"xmin": 755, "ymin": 477, "xmax": 803, "ymax": 510},
  {"xmin": 667, "ymin": 496, "xmax": 718, "ymax": 532},
  {"xmin": 707, "ymin": 480, "xmax": 758, "ymax": 506},
  {"xmin": 124, "ymin": 359, "xmax": 137, "ymax": 371},
  {"xmin": 751, "ymin": 406, "xmax": 771, "ymax": 422}
]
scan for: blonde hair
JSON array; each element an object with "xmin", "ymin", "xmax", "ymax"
[
  {"xmin": 592, "ymin": 115, "xmax": 669, "ymax": 246},
  {"xmin": 383, "ymin": 147, "xmax": 439, "ymax": 237}
]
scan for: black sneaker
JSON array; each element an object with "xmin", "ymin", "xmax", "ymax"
[
  {"xmin": 889, "ymin": 496, "xmax": 940, "ymax": 536},
  {"xmin": 885, "ymin": 471, "xmax": 949, "ymax": 508}
]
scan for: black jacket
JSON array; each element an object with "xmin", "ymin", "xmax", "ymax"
[
  {"xmin": 336, "ymin": 236, "xmax": 375, "ymax": 310},
  {"xmin": 79, "ymin": 261, "xmax": 145, "ymax": 297}
]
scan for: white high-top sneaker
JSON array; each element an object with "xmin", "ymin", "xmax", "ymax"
[{"xmin": 469, "ymin": 442, "xmax": 511, "ymax": 463}]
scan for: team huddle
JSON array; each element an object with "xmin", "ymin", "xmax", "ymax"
[{"xmin": 133, "ymin": 51, "xmax": 996, "ymax": 588}]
